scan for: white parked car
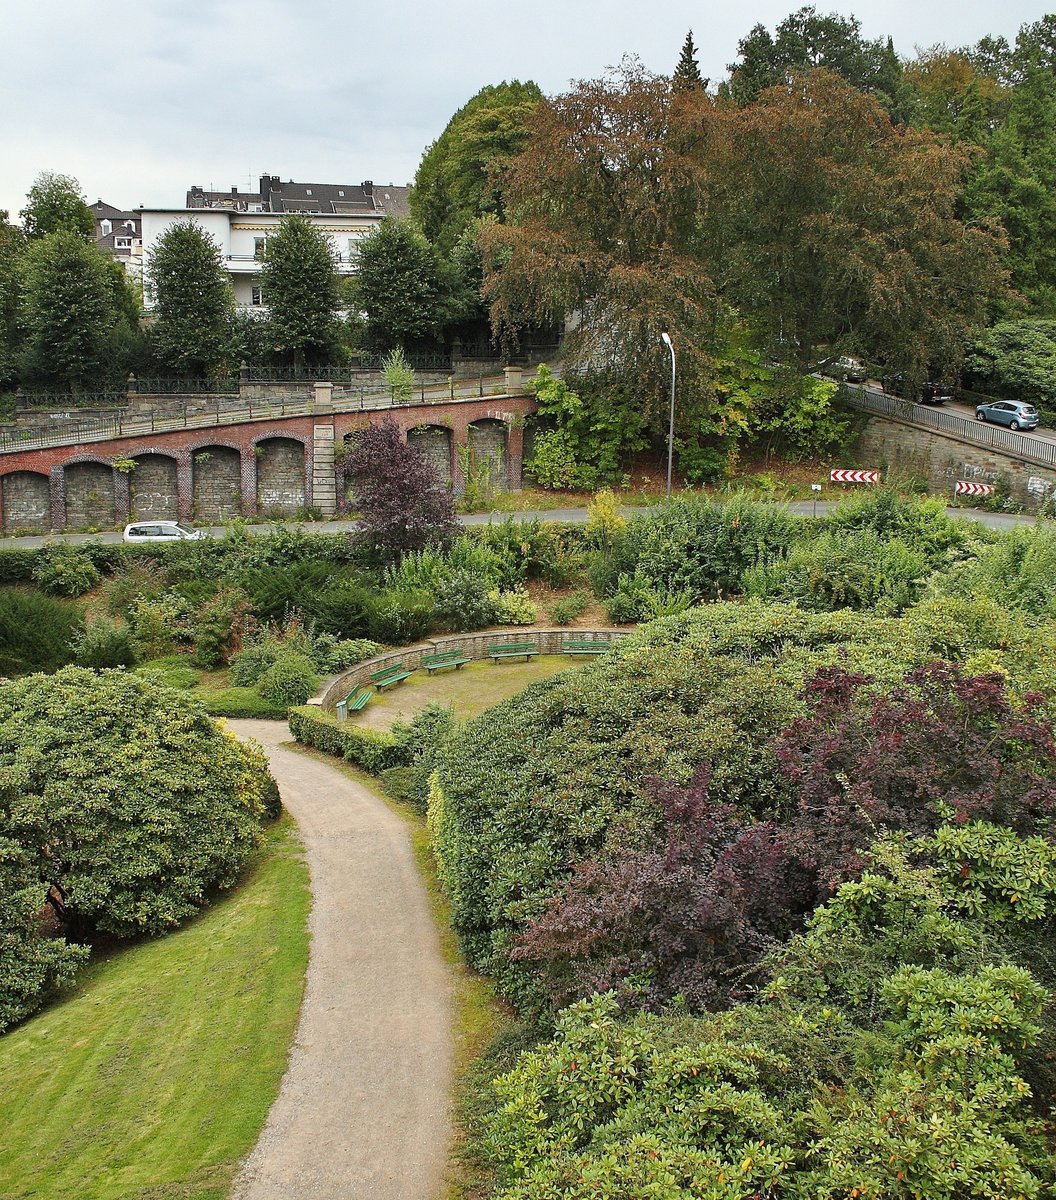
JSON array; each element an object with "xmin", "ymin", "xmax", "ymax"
[{"xmin": 122, "ymin": 520, "xmax": 205, "ymax": 543}]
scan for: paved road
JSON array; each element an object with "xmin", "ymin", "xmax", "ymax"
[
  {"xmin": 229, "ymin": 720, "xmax": 452, "ymax": 1200},
  {"xmin": 0, "ymin": 501, "xmax": 1042, "ymax": 549}
]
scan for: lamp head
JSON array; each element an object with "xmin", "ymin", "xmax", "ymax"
[{"xmin": 660, "ymin": 331, "xmax": 672, "ymax": 348}]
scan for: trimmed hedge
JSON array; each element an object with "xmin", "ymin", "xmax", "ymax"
[
  {"xmin": 201, "ymin": 688, "xmax": 288, "ymax": 719},
  {"xmin": 288, "ymin": 706, "xmax": 403, "ymax": 774}
]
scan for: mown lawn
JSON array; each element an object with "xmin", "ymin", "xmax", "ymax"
[
  {"xmin": 0, "ymin": 815, "xmax": 311, "ymax": 1200},
  {"xmin": 355, "ymin": 654, "xmax": 579, "ymax": 731}
]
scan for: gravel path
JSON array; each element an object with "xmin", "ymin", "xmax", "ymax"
[{"xmin": 228, "ymin": 719, "xmax": 453, "ymax": 1200}]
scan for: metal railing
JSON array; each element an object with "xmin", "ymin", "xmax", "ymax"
[
  {"xmin": 844, "ymin": 384, "xmax": 1056, "ymax": 469},
  {"xmin": 0, "ymin": 377, "xmax": 516, "ymax": 454},
  {"xmin": 134, "ymin": 377, "xmax": 241, "ymax": 395}
]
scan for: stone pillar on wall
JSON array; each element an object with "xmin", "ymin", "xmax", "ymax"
[
  {"xmin": 507, "ymin": 421, "xmax": 524, "ymax": 491},
  {"xmin": 49, "ymin": 466, "xmax": 65, "ymax": 531},
  {"xmin": 114, "ymin": 470, "xmax": 131, "ymax": 526},
  {"xmin": 503, "ymin": 364, "xmax": 523, "ymax": 395},
  {"xmin": 451, "ymin": 423, "xmax": 470, "ymax": 496},
  {"xmin": 176, "ymin": 451, "xmax": 194, "ymax": 522},
  {"xmin": 240, "ymin": 447, "xmax": 258, "ymax": 518},
  {"xmin": 313, "ymin": 381, "xmax": 334, "ymax": 413},
  {"xmin": 312, "ymin": 423, "xmax": 336, "ymax": 515}
]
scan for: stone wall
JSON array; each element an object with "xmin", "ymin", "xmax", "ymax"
[
  {"xmin": 2, "ymin": 471, "xmax": 49, "ymax": 532},
  {"xmin": 318, "ymin": 628, "xmax": 631, "ymax": 711},
  {"xmin": 0, "ymin": 393, "xmax": 536, "ymax": 530},
  {"xmin": 856, "ymin": 417, "xmax": 1056, "ymax": 509},
  {"xmin": 65, "ymin": 462, "xmax": 116, "ymax": 530},
  {"xmin": 469, "ymin": 419, "xmax": 508, "ymax": 491},
  {"xmin": 192, "ymin": 446, "xmax": 242, "ymax": 522},
  {"xmin": 131, "ymin": 454, "xmax": 179, "ymax": 520},
  {"xmin": 407, "ymin": 425, "xmax": 453, "ymax": 488},
  {"xmin": 256, "ymin": 437, "xmax": 306, "ymax": 516}
]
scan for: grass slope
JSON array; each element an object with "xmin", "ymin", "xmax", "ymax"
[{"xmin": 0, "ymin": 816, "xmax": 310, "ymax": 1200}]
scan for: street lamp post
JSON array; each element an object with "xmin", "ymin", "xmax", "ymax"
[{"xmin": 660, "ymin": 331, "xmax": 676, "ymax": 498}]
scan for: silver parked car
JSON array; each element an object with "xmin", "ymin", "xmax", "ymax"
[
  {"xmin": 123, "ymin": 520, "xmax": 204, "ymax": 543},
  {"xmin": 975, "ymin": 399, "xmax": 1040, "ymax": 432}
]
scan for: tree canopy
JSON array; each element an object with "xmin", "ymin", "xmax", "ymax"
[
  {"xmin": 411, "ymin": 80, "xmax": 542, "ymax": 255},
  {"xmin": 481, "ymin": 62, "xmax": 1008, "ymax": 454},
  {"xmin": 19, "ymin": 233, "xmax": 125, "ymax": 391},
  {"xmin": 727, "ymin": 6, "xmax": 905, "ymax": 113},
  {"xmin": 147, "ymin": 219, "xmax": 233, "ymax": 375},
  {"xmin": 350, "ymin": 217, "xmax": 449, "ymax": 351},
  {"xmin": 19, "ymin": 172, "xmax": 94, "ymax": 241},
  {"xmin": 259, "ymin": 214, "xmax": 340, "ymax": 370}
]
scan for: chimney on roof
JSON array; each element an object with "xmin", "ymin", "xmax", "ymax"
[
  {"xmin": 231, "ymin": 186, "xmax": 238, "ymax": 195},
  {"xmin": 362, "ymin": 180, "xmax": 374, "ymax": 195}
]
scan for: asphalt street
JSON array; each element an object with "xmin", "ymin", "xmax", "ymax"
[{"xmin": 0, "ymin": 499, "xmax": 1039, "ymax": 550}]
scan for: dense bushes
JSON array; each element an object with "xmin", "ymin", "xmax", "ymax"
[
  {"xmin": 589, "ymin": 493, "xmax": 801, "ymax": 607},
  {"xmin": 431, "ymin": 600, "xmax": 1056, "ymax": 1014},
  {"xmin": 485, "ymin": 852, "xmax": 1056, "ymax": 1199},
  {"xmin": 0, "ymin": 668, "xmax": 276, "ymax": 1029},
  {"xmin": 0, "ymin": 588, "xmax": 82, "ymax": 674}
]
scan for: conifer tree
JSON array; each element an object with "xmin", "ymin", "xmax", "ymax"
[{"xmin": 674, "ymin": 30, "xmax": 706, "ymax": 91}]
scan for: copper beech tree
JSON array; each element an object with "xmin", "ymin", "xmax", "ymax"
[{"xmin": 480, "ymin": 63, "xmax": 1010, "ymax": 422}]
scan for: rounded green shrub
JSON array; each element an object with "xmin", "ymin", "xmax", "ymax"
[
  {"xmin": 0, "ymin": 668, "xmax": 274, "ymax": 940},
  {"xmin": 31, "ymin": 547, "xmax": 101, "ymax": 597},
  {"xmin": 256, "ymin": 652, "xmax": 318, "ymax": 706}
]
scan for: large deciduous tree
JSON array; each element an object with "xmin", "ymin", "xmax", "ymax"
[
  {"xmin": 411, "ymin": 80, "xmax": 542, "ymax": 256},
  {"xmin": 351, "ymin": 217, "xmax": 448, "ymax": 351},
  {"xmin": 479, "ymin": 60, "xmax": 719, "ymax": 426},
  {"xmin": 147, "ymin": 220, "xmax": 233, "ymax": 375},
  {"xmin": 19, "ymin": 232, "xmax": 121, "ymax": 391},
  {"xmin": 706, "ymin": 71, "xmax": 1010, "ymax": 379},
  {"xmin": 19, "ymin": 171, "xmax": 95, "ymax": 241},
  {"xmin": 259, "ymin": 214, "xmax": 340, "ymax": 370}
]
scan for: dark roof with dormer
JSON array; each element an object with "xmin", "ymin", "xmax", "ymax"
[
  {"xmin": 185, "ymin": 175, "xmax": 410, "ymax": 217},
  {"xmin": 91, "ymin": 200, "xmax": 140, "ymax": 256}
]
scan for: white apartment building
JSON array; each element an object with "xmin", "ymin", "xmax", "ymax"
[{"xmin": 137, "ymin": 174, "xmax": 411, "ymax": 310}]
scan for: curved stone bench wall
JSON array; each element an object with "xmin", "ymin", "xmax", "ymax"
[{"xmin": 317, "ymin": 628, "xmax": 631, "ymax": 711}]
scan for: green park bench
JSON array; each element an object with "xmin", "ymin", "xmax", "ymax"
[
  {"xmin": 561, "ymin": 639, "xmax": 611, "ymax": 655},
  {"xmin": 488, "ymin": 641, "xmax": 539, "ymax": 662},
  {"xmin": 370, "ymin": 664, "xmax": 413, "ymax": 690},
  {"xmin": 422, "ymin": 650, "xmax": 471, "ymax": 673},
  {"xmin": 335, "ymin": 687, "xmax": 371, "ymax": 720}
]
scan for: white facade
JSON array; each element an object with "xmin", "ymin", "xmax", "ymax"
[{"xmin": 136, "ymin": 209, "xmax": 381, "ymax": 310}]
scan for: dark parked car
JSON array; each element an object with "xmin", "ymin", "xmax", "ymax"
[
  {"xmin": 881, "ymin": 374, "xmax": 954, "ymax": 405},
  {"xmin": 975, "ymin": 399, "xmax": 1040, "ymax": 431}
]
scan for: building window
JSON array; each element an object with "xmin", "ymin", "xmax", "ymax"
[
  {"xmin": 338, "ymin": 190, "xmax": 344, "ymax": 197},
  {"xmin": 124, "ymin": 220, "xmax": 135, "ymax": 230},
  {"xmin": 114, "ymin": 237, "xmax": 132, "ymax": 249},
  {"xmin": 251, "ymin": 286, "xmax": 264, "ymax": 306},
  {"xmin": 100, "ymin": 219, "xmax": 112, "ymax": 236},
  {"xmin": 305, "ymin": 189, "xmax": 312, "ymax": 196},
  {"xmin": 254, "ymin": 237, "xmax": 267, "ymax": 259}
]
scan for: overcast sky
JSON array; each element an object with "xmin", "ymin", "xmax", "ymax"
[{"xmin": 1, "ymin": 1, "xmax": 1048, "ymax": 220}]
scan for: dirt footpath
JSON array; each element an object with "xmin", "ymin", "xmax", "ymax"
[{"xmin": 229, "ymin": 719, "xmax": 453, "ymax": 1200}]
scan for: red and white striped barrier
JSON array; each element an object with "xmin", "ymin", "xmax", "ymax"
[
  {"xmin": 830, "ymin": 469, "xmax": 879, "ymax": 484},
  {"xmin": 954, "ymin": 481, "xmax": 995, "ymax": 497}
]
